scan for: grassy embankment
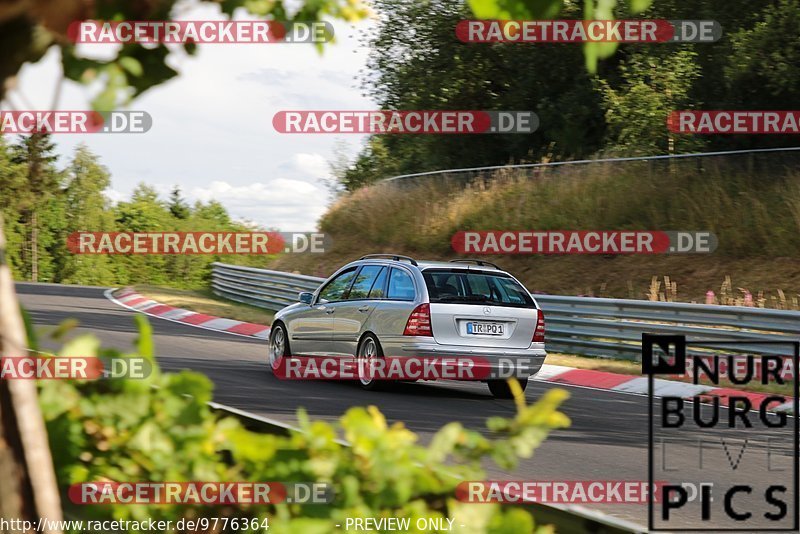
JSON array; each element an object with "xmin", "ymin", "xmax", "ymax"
[{"xmin": 270, "ymin": 157, "xmax": 800, "ymax": 308}]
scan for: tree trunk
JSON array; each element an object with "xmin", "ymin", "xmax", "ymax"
[
  {"xmin": 0, "ymin": 216, "xmax": 62, "ymax": 533},
  {"xmin": 30, "ymin": 210, "xmax": 38, "ymax": 283}
]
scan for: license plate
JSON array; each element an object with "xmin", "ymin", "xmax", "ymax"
[{"xmin": 466, "ymin": 322, "xmax": 504, "ymax": 336}]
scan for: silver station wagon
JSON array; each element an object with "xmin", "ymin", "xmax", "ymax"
[{"xmin": 267, "ymin": 255, "xmax": 546, "ymax": 398}]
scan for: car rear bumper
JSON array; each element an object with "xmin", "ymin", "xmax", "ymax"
[{"xmin": 380, "ymin": 338, "xmax": 546, "ymax": 379}]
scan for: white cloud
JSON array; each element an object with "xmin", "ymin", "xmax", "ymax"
[
  {"xmin": 103, "ymin": 189, "xmax": 125, "ymax": 203},
  {"xmin": 286, "ymin": 152, "xmax": 330, "ymax": 180},
  {"xmin": 189, "ymin": 179, "xmax": 328, "ymax": 230}
]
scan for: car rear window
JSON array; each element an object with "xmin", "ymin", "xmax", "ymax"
[{"xmin": 422, "ymin": 269, "xmax": 535, "ymax": 308}]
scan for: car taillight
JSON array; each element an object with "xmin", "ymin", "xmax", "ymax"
[
  {"xmin": 532, "ymin": 311, "xmax": 545, "ymax": 342},
  {"xmin": 403, "ymin": 303, "xmax": 432, "ymax": 336}
]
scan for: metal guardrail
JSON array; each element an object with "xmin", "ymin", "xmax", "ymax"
[
  {"xmin": 380, "ymin": 146, "xmax": 800, "ymax": 183},
  {"xmin": 209, "ymin": 401, "xmax": 644, "ymax": 533},
  {"xmin": 212, "ymin": 263, "xmax": 800, "ymax": 361},
  {"xmin": 211, "ymin": 263, "xmax": 323, "ymax": 309}
]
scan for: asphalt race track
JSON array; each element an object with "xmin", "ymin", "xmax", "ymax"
[{"xmin": 17, "ymin": 282, "xmax": 799, "ymax": 531}]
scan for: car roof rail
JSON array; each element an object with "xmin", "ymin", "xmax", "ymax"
[
  {"xmin": 449, "ymin": 259, "xmax": 501, "ymax": 269},
  {"xmin": 359, "ymin": 254, "xmax": 419, "ymax": 266}
]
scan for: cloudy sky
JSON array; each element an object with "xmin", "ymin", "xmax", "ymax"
[{"xmin": 4, "ymin": 1, "xmax": 373, "ymax": 231}]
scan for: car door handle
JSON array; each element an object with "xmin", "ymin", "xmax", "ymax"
[
  {"xmin": 325, "ymin": 308, "xmax": 335, "ymax": 314},
  {"xmin": 358, "ymin": 306, "xmax": 371, "ymax": 313}
]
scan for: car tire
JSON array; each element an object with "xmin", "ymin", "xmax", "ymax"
[
  {"xmin": 268, "ymin": 322, "xmax": 291, "ymax": 373},
  {"xmin": 357, "ymin": 333, "xmax": 385, "ymax": 391},
  {"xmin": 487, "ymin": 377, "xmax": 529, "ymax": 399}
]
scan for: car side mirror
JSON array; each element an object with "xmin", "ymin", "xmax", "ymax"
[{"xmin": 298, "ymin": 292, "xmax": 314, "ymax": 305}]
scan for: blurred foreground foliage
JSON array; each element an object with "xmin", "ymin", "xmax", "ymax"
[
  {"xmin": 0, "ymin": 0, "xmax": 370, "ymax": 108},
  {"xmin": 35, "ymin": 315, "xmax": 570, "ymax": 533}
]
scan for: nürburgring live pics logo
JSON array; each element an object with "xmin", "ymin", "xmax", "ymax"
[{"xmin": 644, "ymin": 334, "xmax": 799, "ymax": 531}]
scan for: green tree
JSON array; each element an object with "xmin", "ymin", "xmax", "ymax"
[
  {"xmin": 468, "ymin": 0, "xmax": 655, "ymax": 71},
  {"xmin": 347, "ymin": 0, "xmax": 604, "ymax": 187},
  {"xmin": 192, "ymin": 200, "xmax": 234, "ymax": 228},
  {"xmin": 10, "ymin": 133, "xmax": 60, "ymax": 282},
  {"xmin": 115, "ymin": 184, "xmax": 170, "ymax": 232},
  {"xmin": 1, "ymin": 140, "xmax": 258, "ymax": 287},
  {"xmin": 341, "ymin": 137, "xmax": 399, "ymax": 190},
  {"xmin": 722, "ymin": 0, "xmax": 800, "ymax": 148},
  {"xmin": 600, "ymin": 49, "xmax": 706, "ymax": 155},
  {"xmin": 0, "ymin": 137, "xmax": 26, "ymax": 278},
  {"xmin": 341, "ymin": 0, "xmax": 800, "ymax": 188},
  {"xmin": 168, "ymin": 186, "xmax": 190, "ymax": 220},
  {"xmin": 54, "ymin": 145, "xmax": 117, "ymax": 285},
  {"xmin": 113, "ymin": 184, "xmax": 172, "ymax": 285}
]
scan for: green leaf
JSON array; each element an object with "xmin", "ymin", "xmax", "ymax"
[
  {"xmin": 120, "ymin": 45, "xmax": 178, "ymax": 97},
  {"xmin": 59, "ymin": 334, "xmax": 100, "ymax": 358},
  {"xmin": 468, "ymin": 0, "xmax": 512, "ymax": 18},
  {"xmin": 583, "ymin": 0, "xmax": 621, "ymax": 72},
  {"xmin": 449, "ymin": 499, "xmax": 497, "ymax": 532},
  {"xmin": 92, "ymin": 86, "xmax": 118, "ymax": 113},
  {"xmin": 165, "ymin": 370, "xmax": 213, "ymax": 404},
  {"xmin": 134, "ymin": 314, "xmax": 154, "ymax": 360},
  {"xmin": 523, "ymin": 0, "xmax": 563, "ymax": 19},
  {"xmin": 428, "ymin": 422, "xmax": 464, "ymax": 461},
  {"xmin": 489, "ymin": 506, "xmax": 537, "ymax": 533},
  {"xmin": 118, "ymin": 56, "xmax": 143, "ymax": 77},
  {"xmin": 61, "ymin": 48, "xmax": 104, "ymax": 84},
  {"xmin": 630, "ymin": 0, "xmax": 653, "ymax": 13},
  {"xmin": 20, "ymin": 306, "xmax": 38, "ymax": 351},
  {"xmin": 50, "ymin": 318, "xmax": 80, "ymax": 341},
  {"xmin": 468, "ymin": 0, "xmax": 562, "ymax": 19}
]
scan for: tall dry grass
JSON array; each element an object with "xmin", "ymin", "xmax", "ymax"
[{"xmin": 321, "ymin": 158, "xmax": 800, "ymax": 258}]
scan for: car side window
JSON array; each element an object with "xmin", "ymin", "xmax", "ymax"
[
  {"xmin": 386, "ymin": 268, "xmax": 416, "ymax": 301},
  {"xmin": 347, "ymin": 265, "xmax": 383, "ymax": 300},
  {"xmin": 367, "ymin": 267, "xmax": 388, "ymax": 298},
  {"xmin": 318, "ymin": 268, "xmax": 357, "ymax": 303}
]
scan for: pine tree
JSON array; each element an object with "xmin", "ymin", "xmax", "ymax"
[
  {"xmin": 10, "ymin": 133, "xmax": 60, "ymax": 282},
  {"xmin": 168, "ymin": 186, "xmax": 191, "ymax": 220}
]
